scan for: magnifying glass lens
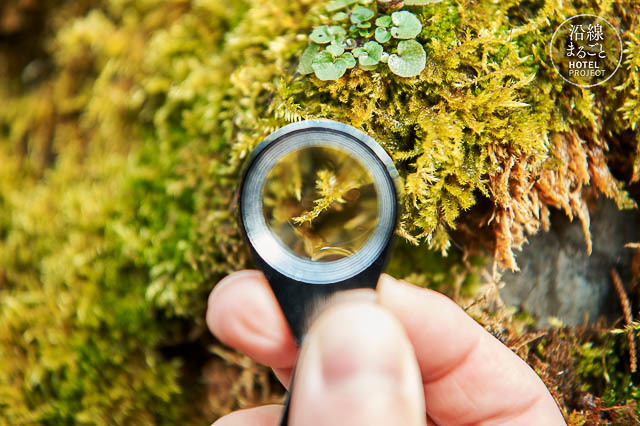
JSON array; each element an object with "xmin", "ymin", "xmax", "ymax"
[{"xmin": 262, "ymin": 145, "xmax": 379, "ymax": 262}]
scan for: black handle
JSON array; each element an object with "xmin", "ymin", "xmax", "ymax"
[
  {"xmin": 279, "ymin": 361, "xmax": 297, "ymax": 425},
  {"xmin": 280, "ymin": 391, "xmax": 292, "ymax": 426}
]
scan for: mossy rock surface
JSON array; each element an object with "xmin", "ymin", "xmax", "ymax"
[{"xmin": 0, "ymin": 0, "xmax": 639, "ymax": 423}]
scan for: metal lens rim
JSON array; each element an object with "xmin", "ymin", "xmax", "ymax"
[{"xmin": 240, "ymin": 120, "xmax": 397, "ymax": 284}]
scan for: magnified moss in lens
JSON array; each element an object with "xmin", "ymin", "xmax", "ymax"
[{"xmin": 262, "ymin": 146, "xmax": 379, "ymax": 261}]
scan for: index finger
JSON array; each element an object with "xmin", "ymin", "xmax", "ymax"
[{"xmin": 377, "ymin": 275, "xmax": 564, "ymax": 425}]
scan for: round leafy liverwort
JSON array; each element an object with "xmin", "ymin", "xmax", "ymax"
[
  {"xmin": 390, "ymin": 10, "xmax": 422, "ymax": 39},
  {"xmin": 388, "ymin": 39, "xmax": 426, "ymax": 77}
]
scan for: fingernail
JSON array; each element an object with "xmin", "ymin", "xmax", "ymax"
[
  {"xmin": 378, "ymin": 273, "xmax": 423, "ymax": 303},
  {"xmin": 316, "ymin": 303, "xmax": 412, "ymax": 388},
  {"xmin": 208, "ymin": 270, "xmax": 263, "ymax": 307},
  {"xmin": 378, "ymin": 273, "xmax": 409, "ymax": 292},
  {"xmin": 207, "ymin": 270, "xmax": 292, "ymax": 351},
  {"xmin": 290, "ymin": 303, "xmax": 426, "ymax": 425},
  {"xmin": 327, "ymin": 288, "xmax": 378, "ymax": 306}
]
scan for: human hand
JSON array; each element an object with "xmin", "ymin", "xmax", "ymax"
[{"xmin": 206, "ymin": 270, "xmax": 565, "ymax": 425}]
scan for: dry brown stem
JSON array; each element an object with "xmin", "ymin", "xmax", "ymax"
[{"xmin": 610, "ymin": 268, "xmax": 637, "ymax": 373}]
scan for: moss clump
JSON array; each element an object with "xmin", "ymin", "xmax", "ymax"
[
  {"xmin": 526, "ymin": 326, "xmax": 640, "ymax": 424},
  {"xmin": 0, "ymin": 1, "xmax": 250, "ymax": 422},
  {"xmin": 216, "ymin": 0, "xmax": 640, "ymax": 272},
  {"xmin": 1, "ymin": 0, "xmax": 639, "ymax": 423}
]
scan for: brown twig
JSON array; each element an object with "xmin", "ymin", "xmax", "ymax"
[
  {"xmin": 509, "ymin": 330, "xmax": 548, "ymax": 352},
  {"xmin": 610, "ymin": 268, "xmax": 637, "ymax": 373}
]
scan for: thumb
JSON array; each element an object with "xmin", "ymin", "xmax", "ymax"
[{"xmin": 288, "ymin": 293, "xmax": 426, "ymax": 426}]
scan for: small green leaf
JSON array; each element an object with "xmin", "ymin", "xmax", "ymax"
[
  {"xmin": 358, "ymin": 28, "xmax": 372, "ymax": 37},
  {"xmin": 360, "ymin": 63, "xmax": 378, "ymax": 71},
  {"xmin": 350, "ymin": 6, "xmax": 375, "ymax": 24},
  {"xmin": 352, "ymin": 47, "xmax": 366, "ymax": 58},
  {"xmin": 341, "ymin": 52, "xmax": 356, "ymax": 68},
  {"xmin": 375, "ymin": 15, "xmax": 392, "ymax": 27},
  {"xmin": 332, "ymin": 11, "xmax": 348, "ymax": 21},
  {"xmin": 311, "ymin": 25, "xmax": 347, "ymax": 45},
  {"xmin": 297, "ymin": 43, "xmax": 321, "ymax": 75},
  {"xmin": 334, "ymin": 35, "xmax": 346, "ymax": 46},
  {"xmin": 327, "ymin": 44, "xmax": 345, "ymax": 57},
  {"xmin": 328, "ymin": 25, "xmax": 347, "ymax": 37},
  {"xmin": 375, "ymin": 27, "xmax": 391, "ymax": 43},
  {"xmin": 404, "ymin": 0, "xmax": 442, "ymax": 5},
  {"xmin": 357, "ymin": 21, "xmax": 372, "ymax": 29},
  {"xmin": 364, "ymin": 41, "xmax": 383, "ymax": 60},
  {"xmin": 390, "ymin": 11, "xmax": 422, "ymax": 39},
  {"xmin": 312, "ymin": 51, "xmax": 348, "ymax": 80},
  {"xmin": 358, "ymin": 40, "xmax": 383, "ymax": 67},
  {"xmin": 388, "ymin": 39, "xmax": 426, "ymax": 77},
  {"xmin": 310, "ymin": 26, "xmax": 331, "ymax": 44},
  {"xmin": 326, "ymin": 0, "xmax": 357, "ymax": 12},
  {"xmin": 360, "ymin": 54, "xmax": 377, "ymax": 66},
  {"xmin": 380, "ymin": 51, "xmax": 389, "ymax": 63}
]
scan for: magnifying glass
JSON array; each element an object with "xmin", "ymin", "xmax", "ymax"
[{"xmin": 237, "ymin": 119, "xmax": 400, "ymax": 424}]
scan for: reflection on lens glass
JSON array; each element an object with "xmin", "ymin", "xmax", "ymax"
[{"xmin": 262, "ymin": 145, "xmax": 379, "ymax": 262}]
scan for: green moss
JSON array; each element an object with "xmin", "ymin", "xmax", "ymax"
[
  {"xmin": 0, "ymin": 1, "xmax": 248, "ymax": 422},
  {"xmin": 573, "ymin": 331, "xmax": 640, "ymax": 418},
  {"xmin": 0, "ymin": 141, "xmax": 184, "ymax": 423},
  {"xmin": 0, "ymin": 0, "xmax": 639, "ymax": 422},
  {"xmin": 211, "ymin": 0, "xmax": 639, "ymax": 268}
]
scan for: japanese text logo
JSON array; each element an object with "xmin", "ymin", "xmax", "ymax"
[{"xmin": 550, "ymin": 14, "xmax": 623, "ymax": 87}]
